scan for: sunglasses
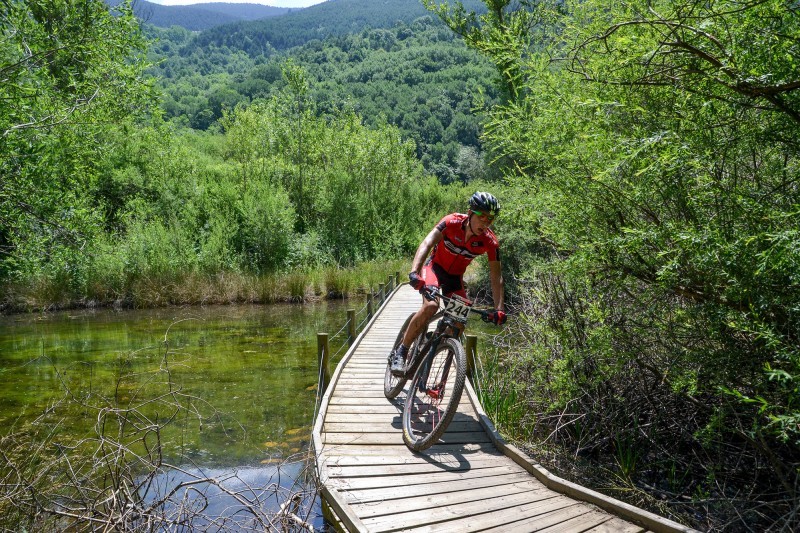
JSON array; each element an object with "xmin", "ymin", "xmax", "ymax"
[{"xmin": 472, "ymin": 210, "xmax": 496, "ymax": 221}]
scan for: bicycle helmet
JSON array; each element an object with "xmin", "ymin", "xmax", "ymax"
[{"xmin": 468, "ymin": 191, "xmax": 500, "ymax": 216}]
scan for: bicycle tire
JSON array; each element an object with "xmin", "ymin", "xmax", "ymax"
[
  {"xmin": 402, "ymin": 337, "xmax": 466, "ymax": 451},
  {"xmin": 384, "ymin": 313, "xmax": 414, "ymax": 399}
]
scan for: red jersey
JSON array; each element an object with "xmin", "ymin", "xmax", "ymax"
[{"xmin": 428, "ymin": 213, "xmax": 500, "ymax": 276}]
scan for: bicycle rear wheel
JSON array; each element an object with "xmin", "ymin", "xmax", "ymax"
[
  {"xmin": 384, "ymin": 313, "xmax": 414, "ymax": 399},
  {"xmin": 402, "ymin": 337, "xmax": 466, "ymax": 451}
]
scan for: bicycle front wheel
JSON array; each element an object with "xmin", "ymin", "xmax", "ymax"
[{"xmin": 402, "ymin": 337, "xmax": 466, "ymax": 451}]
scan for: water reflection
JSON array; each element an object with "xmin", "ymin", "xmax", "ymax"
[
  {"xmin": 138, "ymin": 460, "xmax": 324, "ymax": 530},
  {"xmin": 0, "ymin": 303, "xmax": 352, "ymax": 465}
]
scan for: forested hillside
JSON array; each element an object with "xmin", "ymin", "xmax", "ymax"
[
  {"xmin": 193, "ymin": 0, "xmax": 486, "ymax": 52},
  {"xmin": 120, "ymin": 0, "xmax": 290, "ymax": 31},
  {"xmin": 147, "ymin": 5, "xmax": 499, "ymax": 181}
]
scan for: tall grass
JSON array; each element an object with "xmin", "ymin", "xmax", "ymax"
[
  {"xmin": 474, "ymin": 347, "xmax": 529, "ymax": 440},
  {"xmin": 0, "ymin": 259, "xmax": 409, "ymax": 313}
]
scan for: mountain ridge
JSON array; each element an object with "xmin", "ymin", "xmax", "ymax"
[
  {"xmin": 192, "ymin": 0, "xmax": 486, "ymax": 53},
  {"xmin": 112, "ymin": 0, "xmax": 292, "ymax": 31}
]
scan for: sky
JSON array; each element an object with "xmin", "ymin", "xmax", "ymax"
[{"xmin": 148, "ymin": 0, "xmax": 328, "ymax": 7}]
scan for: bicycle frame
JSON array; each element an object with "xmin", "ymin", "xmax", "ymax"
[{"xmin": 401, "ymin": 288, "xmax": 489, "ymax": 388}]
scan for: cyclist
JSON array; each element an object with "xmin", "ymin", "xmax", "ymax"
[{"xmin": 390, "ymin": 191, "xmax": 506, "ymax": 376}]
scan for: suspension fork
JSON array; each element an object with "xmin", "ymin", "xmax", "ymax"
[{"xmin": 417, "ymin": 335, "xmax": 441, "ymax": 393}]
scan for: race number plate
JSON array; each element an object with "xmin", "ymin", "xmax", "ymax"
[{"xmin": 444, "ymin": 298, "xmax": 470, "ymax": 322}]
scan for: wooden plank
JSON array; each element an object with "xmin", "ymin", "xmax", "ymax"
[
  {"xmin": 323, "ymin": 413, "xmax": 402, "ymax": 423},
  {"xmin": 333, "ymin": 380, "xmax": 389, "ymax": 386},
  {"xmin": 319, "ymin": 441, "xmax": 496, "ymax": 456},
  {"xmin": 323, "ymin": 430, "xmax": 493, "ymax": 446},
  {"xmin": 325, "ymin": 404, "xmax": 401, "ymax": 414},
  {"xmin": 328, "ymin": 397, "xmax": 400, "ymax": 405},
  {"xmin": 320, "ymin": 452, "xmax": 514, "ymax": 474},
  {"xmin": 328, "ymin": 465, "xmax": 526, "ymax": 491},
  {"xmin": 319, "ymin": 449, "xmax": 506, "ymax": 467},
  {"xmin": 341, "ymin": 472, "xmax": 538, "ymax": 504},
  {"xmin": 362, "ymin": 490, "xmax": 570, "ymax": 531},
  {"xmin": 583, "ymin": 517, "xmax": 647, "ymax": 533},
  {"xmin": 537, "ymin": 510, "xmax": 616, "ymax": 532},
  {"xmin": 351, "ymin": 483, "xmax": 554, "ymax": 519},
  {"xmin": 326, "ymin": 458, "xmax": 518, "ymax": 478},
  {"xmin": 329, "ymin": 388, "xmax": 397, "ymax": 396},
  {"xmin": 423, "ymin": 499, "xmax": 586, "ymax": 533},
  {"xmin": 323, "ymin": 421, "xmax": 481, "ymax": 434}
]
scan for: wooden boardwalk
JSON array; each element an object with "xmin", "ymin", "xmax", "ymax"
[{"xmin": 312, "ymin": 285, "xmax": 696, "ymax": 533}]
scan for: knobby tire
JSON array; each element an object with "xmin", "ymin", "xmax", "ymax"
[{"xmin": 402, "ymin": 337, "xmax": 466, "ymax": 451}]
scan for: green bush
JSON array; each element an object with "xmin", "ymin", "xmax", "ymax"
[{"xmin": 235, "ymin": 181, "xmax": 295, "ymax": 273}]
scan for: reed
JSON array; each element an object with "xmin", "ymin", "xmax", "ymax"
[
  {"xmin": 285, "ymin": 271, "xmax": 311, "ymax": 302},
  {"xmin": 613, "ymin": 434, "xmax": 639, "ymax": 482},
  {"xmin": 0, "ymin": 259, "xmax": 409, "ymax": 313},
  {"xmin": 323, "ymin": 266, "xmax": 352, "ymax": 298}
]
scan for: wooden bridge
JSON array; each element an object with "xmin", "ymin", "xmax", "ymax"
[{"xmin": 312, "ymin": 283, "xmax": 696, "ymax": 533}]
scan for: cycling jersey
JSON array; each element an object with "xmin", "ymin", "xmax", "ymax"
[{"xmin": 427, "ymin": 213, "xmax": 500, "ymax": 276}]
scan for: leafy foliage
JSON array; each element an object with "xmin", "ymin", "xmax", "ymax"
[
  {"xmin": 0, "ymin": 0, "xmax": 154, "ymax": 294},
  {"xmin": 220, "ymin": 62, "xmax": 446, "ymax": 265},
  {"xmin": 0, "ymin": 1, "xmax": 467, "ymax": 309},
  {"xmin": 432, "ymin": 0, "xmax": 800, "ymax": 529}
]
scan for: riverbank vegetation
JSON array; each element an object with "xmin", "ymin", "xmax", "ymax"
[{"xmin": 0, "ymin": 1, "xmax": 475, "ymax": 313}]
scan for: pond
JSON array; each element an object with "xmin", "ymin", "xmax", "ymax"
[{"xmin": 0, "ymin": 301, "xmax": 358, "ymax": 529}]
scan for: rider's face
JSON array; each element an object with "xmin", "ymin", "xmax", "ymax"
[{"xmin": 469, "ymin": 210, "xmax": 495, "ymax": 234}]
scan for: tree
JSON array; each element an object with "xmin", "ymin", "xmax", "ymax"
[{"xmin": 0, "ymin": 0, "xmax": 154, "ymax": 287}]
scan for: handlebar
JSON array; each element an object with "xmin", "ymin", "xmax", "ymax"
[{"xmin": 421, "ymin": 285, "xmax": 495, "ymax": 323}]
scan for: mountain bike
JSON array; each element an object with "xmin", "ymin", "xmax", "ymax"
[{"xmin": 384, "ymin": 286, "xmax": 493, "ymax": 451}]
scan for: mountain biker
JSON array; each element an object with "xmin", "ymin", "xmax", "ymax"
[{"xmin": 390, "ymin": 191, "xmax": 506, "ymax": 376}]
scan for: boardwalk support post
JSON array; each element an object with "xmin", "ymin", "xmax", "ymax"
[
  {"xmin": 465, "ymin": 335, "xmax": 477, "ymax": 382},
  {"xmin": 367, "ymin": 294, "xmax": 373, "ymax": 319},
  {"xmin": 347, "ymin": 309, "xmax": 356, "ymax": 346},
  {"xmin": 378, "ymin": 283, "xmax": 385, "ymax": 303},
  {"xmin": 317, "ymin": 333, "xmax": 330, "ymax": 391},
  {"xmin": 395, "ymin": 271, "xmax": 400, "ymax": 286},
  {"xmin": 387, "ymin": 275, "xmax": 394, "ymax": 292}
]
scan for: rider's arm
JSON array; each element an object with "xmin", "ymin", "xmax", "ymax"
[
  {"xmin": 411, "ymin": 228, "xmax": 443, "ymax": 274},
  {"xmin": 489, "ymin": 260, "xmax": 504, "ymax": 311}
]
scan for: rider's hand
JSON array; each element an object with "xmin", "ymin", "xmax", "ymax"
[
  {"xmin": 408, "ymin": 271, "xmax": 425, "ymax": 292},
  {"xmin": 488, "ymin": 310, "xmax": 507, "ymax": 325}
]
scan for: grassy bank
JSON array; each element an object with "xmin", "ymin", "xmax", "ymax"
[{"xmin": 0, "ymin": 259, "xmax": 409, "ymax": 314}]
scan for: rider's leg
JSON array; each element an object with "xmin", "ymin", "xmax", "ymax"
[
  {"xmin": 391, "ymin": 263, "xmax": 441, "ymax": 374},
  {"xmin": 400, "ymin": 261, "xmax": 442, "ymax": 350},
  {"xmin": 401, "ymin": 297, "xmax": 438, "ymax": 348},
  {"xmin": 390, "ymin": 297, "xmax": 437, "ymax": 375}
]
